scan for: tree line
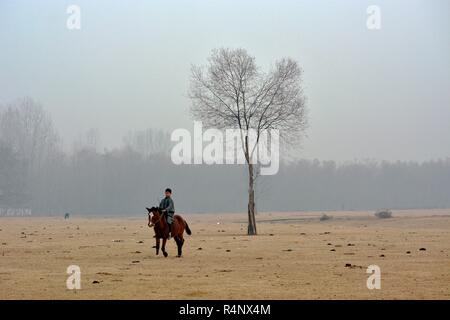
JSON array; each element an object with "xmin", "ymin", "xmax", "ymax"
[{"xmin": 1, "ymin": 98, "xmax": 449, "ymax": 216}]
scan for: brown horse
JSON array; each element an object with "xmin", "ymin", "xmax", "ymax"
[{"xmin": 146, "ymin": 206, "xmax": 191, "ymax": 257}]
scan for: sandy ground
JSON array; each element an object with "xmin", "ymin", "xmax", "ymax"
[{"xmin": 1, "ymin": 209, "xmax": 449, "ymax": 299}]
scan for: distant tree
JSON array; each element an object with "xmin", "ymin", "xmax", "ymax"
[
  {"xmin": 0, "ymin": 97, "xmax": 59, "ymax": 173},
  {"xmin": 0, "ymin": 97, "xmax": 60, "ymax": 211},
  {"xmin": 189, "ymin": 48, "xmax": 308, "ymax": 235},
  {"xmin": 123, "ymin": 128, "xmax": 171, "ymax": 157},
  {"xmin": 72, "ymin": 128, "xmax": 101, "ymax": 153},
  {"xmin": 0, "ymin": 143, "xmax": 28, "ymax": 208}
]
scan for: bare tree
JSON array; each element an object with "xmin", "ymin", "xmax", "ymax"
[
  {"xmin": 73, "ymin": 128, "xmax": 101, "ymax": 153},
  {"xmin": 123, "ymin": 128, "xmax": 171, "ymax": 158},
  {"xmin": 0, "ymin": 97, "xmax": 60, "ymax": 173},
  {"xmin": 189, "ymin": 48, "xmax": 307, "ymax": 235},
  {"xmin": 0, "ymin": 97, "xmax": 61, "ymax": 211}
]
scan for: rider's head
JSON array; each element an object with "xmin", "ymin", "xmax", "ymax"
[{"xmin": 165, "ymin": 188, "xmax": 172, "ymax": 197}]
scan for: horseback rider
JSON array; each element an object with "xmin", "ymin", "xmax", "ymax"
[{"xmin": 159, "ymin": 188, "xmax": 175, "ymax": 238}]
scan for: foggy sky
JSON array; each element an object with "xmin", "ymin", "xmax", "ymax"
[{"xmin": 1, "ymin": 0, "xmax": 449, "ymax": 162}]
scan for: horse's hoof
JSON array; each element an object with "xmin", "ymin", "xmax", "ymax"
[
  {"xmin": 176, "ymin": 255, "xmax": 182, "ymax": 258},
  {"xmin": 156, "ymin": 251, "xmax": 159, "ymax": 255},
  {"xmin": 163, "ymin": 252, "xmax": 168, "ymax": 257}
]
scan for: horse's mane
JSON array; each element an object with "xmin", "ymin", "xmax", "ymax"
[{"xmin": 146, "ymin": 206, "xmax": 161, "ymax": 214}]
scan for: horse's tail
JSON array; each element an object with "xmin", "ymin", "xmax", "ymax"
[{"xmin": 184, "ymin": 220, "xmax": 192, "ymax": 235}]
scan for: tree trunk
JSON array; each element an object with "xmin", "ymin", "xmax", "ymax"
[{"xmin": 247, "ymin": 162, "xmax": 257, "ymax": 235}]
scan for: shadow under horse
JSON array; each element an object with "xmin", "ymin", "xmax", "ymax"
[{"xmin": 146, "ymin": 207, "xmax": 192, "ymax": 257}]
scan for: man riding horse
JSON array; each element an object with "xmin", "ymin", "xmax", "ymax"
[
  {"xmin": 147, "ymin": 187, "xmax": 191, "ymax": 257},
  {"xmin": 159, "ymin": 188, "xmax": 175, "ymax": 238}
]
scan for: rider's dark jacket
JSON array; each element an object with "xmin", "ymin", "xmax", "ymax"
[{"xmin": 159, "ymin": 196, "xmax": 175, "ymax": 224}]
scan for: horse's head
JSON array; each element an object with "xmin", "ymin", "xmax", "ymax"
[{"xmin": 146, "ymin": 207, "xmax": 161, "ymax": 228}]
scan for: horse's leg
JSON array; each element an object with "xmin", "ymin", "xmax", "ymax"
[
  {"xmin": 162, "ymin": 237, "xmax": 168, "ymax": 257},
  {"xmin": 174, "ymin": 236, "xmax": 182, "ymax": 257},
  {"xmin": 155, "ymin": 237, "xmax": 160, "ymax": 255},
  {"xmin": 179, "ymin": 236, "xmax": 184, "ymax": 257}
]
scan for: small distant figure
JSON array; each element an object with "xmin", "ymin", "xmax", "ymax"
[{"xmin": 64, "ymin": 213, "xmax": 70, "ymax": 220}]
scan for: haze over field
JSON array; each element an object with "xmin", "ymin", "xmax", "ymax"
[
  {"xmin": 0, "ymin": 1, "xmax": 449, "ymax": 215},
  {"xmin": 1, "ymin": 0, "xmax": 449, "ymax": 161}
]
